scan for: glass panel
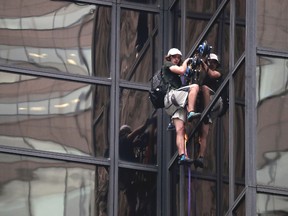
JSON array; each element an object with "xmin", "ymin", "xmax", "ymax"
[
  {"xmin": 232, "ymin": 195, "xmax": 245, "ymax": 215},
  {"xmin": 257, "ymin": 193, "xmax": 288, "ymax": 215},
  {"xmin": 257, "ymin": 0, "xmax": 288, "ymax": 51},
  {"xmin": 192, "ymin": 120, "xmax": 218, "ymax": 173},
  {"xmin": 0, "ymin": 153, "xmax": 109, "ymax": 216},
  {"xmin": 235, "ymin": 0, "xmax": 246, "ymax": 61},
  {"xmin": 118, "ymin": 168, "xmax": 157, "ymax": 216},
  {"xmin": 0, "ymin": 1, "xmax": 111, "ymax": 77},
  {"xmin": 171, "ymin": 1, "xmax": 181, "ymax": 49},
  {"xmin": 235, "ymin": 25, "xmax": 245, "ymax": 61},
  {"xmin": 222, "ymin": 183, "xmax": 229, "ymax": 215},
  {"xmin": 0, "ymin": 72, "xmax": 110, "ymax": 157},
  {"xmin": 236, "ymin": 0, "xmax": 246, "ymax": 19},
  {"xmin": 186, "ymin": 177, "xmax": 217, "ymax": 215},
  {"xmin": 120, "ymin": 9, "xmax": 160, "ymax": 83},
  {"xmin": 234, "ymin": 63, "xmax": 245, "ymax": 198},
  {"xmin": 256, "ymin": 56, "xmax": 288, "ymax": 187},
  {"xmin": 169, "ymin": 166, "xmax": 178, "ymax": 216},
  {"xmin": 118, "ymin": 88, "xmax": 157, "ymax": 164},
  {"xmin": 186, "ymin": 0, "xmax": 217, "ymax": 13},
  {"xmin": 122, "ymin": 0, "xmax": 159, "ymax": 4},
  {"xmin": 185, "ymin": 19, "xmax": 211, "ymax": 56}
]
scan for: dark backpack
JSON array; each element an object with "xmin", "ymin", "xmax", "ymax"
[{"xmin": 149, "ymin": 70, "xmax": 169, "ymax": 109}]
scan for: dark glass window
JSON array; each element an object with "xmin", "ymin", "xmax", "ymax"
[
  {"xmin": 232, "ymin": 196, "xmax": 245, "ymax": 215},
  {"xmin": 256, "ymin": 56, "xmax": 288, "ymax": 188},
  {"xmin": 0, "ymin": 72, "xmax": 110, "ymax": 157},
  {"xmin": 0, "ymin": 1, "xmax": 111, "ymax": 77},
  {"xmin": 119, "ymin": 9, "xmax": 160, "ymax": 83},
  {"xmin": 257, "ymin": 0, "xmax": 288, "ymax": 51},
  {"xmin": 118, "ymin": 88, "xmax": 157, "ymax": 164},
  {"xmin": 0, "ymin": 153, "xmax": 109, "ymax": 216},
  {"xmin": 187, "ymin": 0, "xmax": 217, "ymax": 13},
  {"xmin": 185, "ymin": 178, "xmax": 217, "ymax": 215},
  {"xmin": 118, "ymin": 168, "xmax": 157, "ymax": 216},
  {"xmin": 234, "ymin": 63, "xmax": 245, "ymax": 197}
]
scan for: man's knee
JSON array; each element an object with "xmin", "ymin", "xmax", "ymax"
[{"xmin": 189, "ymin": 84, "xmax": 199, "ymax": 93}]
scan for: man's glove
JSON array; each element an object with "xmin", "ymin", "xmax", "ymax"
[{"xmin": 184, "ymin": 67, "xmax": 192, "ymax": 77}]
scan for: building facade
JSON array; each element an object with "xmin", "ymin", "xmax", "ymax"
[{"xmin": 0, "ymin": 0, "xmax": 287, "ymax": 215}]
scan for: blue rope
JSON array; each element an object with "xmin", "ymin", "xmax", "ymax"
[{"xmin": 188, "ymin": 166, "xmax": 191, "ymax": 216}]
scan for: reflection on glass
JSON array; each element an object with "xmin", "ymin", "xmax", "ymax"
[
  {"xmin": 0, "ymin": 1, "xmax": 111, "ymax": 77},
  {"xmin": 122, "ymin": 0, "xmax": 158, "ymax": 4},
  {"xmin": 257, "ymin": 193, "xmax": 288, "ymax": 215},
  {"xmin": 232, "ymin": 195, "xmax": 245, "ymax": 215},
  {"xmin": 235, "ymin": 25, "xmax": 245, "ymax": 61},
  {"xmin": 118, "ymin": 168, "xmax": 156, "ymax": 216},
  {"xmin": 222, "ymin": 183, "xmax": 229, "ymax": 215},
  {"xmin": 234, "ymin": 64, "xmax": 245, "ymax": 182},
  {"xmin": 234, "ymin": 105, "xmax": 245, "ymax": 183},
  {"xmin": 118, "ymin": 88, "xmax": 157, "ymax": 164},
  {"xmin": 256, "ymin": 56, "xmax": 288, "ymax": 188},
  {"xmin": 120, "ymin": 9, "xmax": 159, "ymax": 83},
  {"xmin": 0, "ymin": 153, "xmax": 109, "ymax": 216},
  {"xmin": 185, "ymin": 178, "xmax": 216, "ymax": 215},
  {"xmin": 236, "ymin": 0, "xmax": 246, "ymax": 19},
  {"xmin": 257, "ymin": 0, "xmax": 288, "ymax": 51},
  {"xmin": 186, "ymin": 0, "xmax": 216, "ymax": 13},
  {"xmin": 0, "ymin": 72, "xmax": 110, "ymax": 157}
]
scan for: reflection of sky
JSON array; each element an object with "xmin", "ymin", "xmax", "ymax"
[
  {"xmin": 257, "ymin": 151, "xmax": 288, "ymax": 188},
  {"xmin": 0, "ymin": 47, "xmax": 92, "ymax": 74},
  {"xmin": 257, "ymin": 193, "xmax": 288, "ymax": 214},
  {"xmin": 0, "ymin": 4, "xmax": 95, "ymax": 30},
  {"xmin": 0, "ymin": 85, "xmax": 91, "ymax": 117},
  {"xmin": 0, "ymin": 3, "xmax": 95, "ymax": 75},
  {"xmin": 0, "ymin": 155, "xmax": 98, "ymax": 216},
  {"xmin": 0, "ymin": 135, "xmax": 89, "ymax": 156},
  {"xmin": 256, "ymin": 57, "xmax": 288, "ymax": 103},
  {"xmin": 257, "ymin": 152, "xmax": 288, "ymax": 213}
]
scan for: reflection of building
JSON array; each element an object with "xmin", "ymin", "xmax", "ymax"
[{"xmin": 0, "ymin": 0, "xmax": 287, "ymax": 215}]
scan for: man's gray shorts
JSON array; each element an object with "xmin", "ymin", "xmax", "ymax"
[{"xmin": 164, "ymin": 89, "xmax": 188, "ymax": 122}]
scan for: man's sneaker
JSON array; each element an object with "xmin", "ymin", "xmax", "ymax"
[
  {"xmin": 203, "ymin": 114, "xmax": 212, "ymax": 124},
  {"xmin": 178, "ymin": 154, "xmax": 194, "ymax": 165},
  {"xmin": 194, "ymin": 156, "xmax": 204, "ymax": 168},
  {"xmin": 187, "ymin": 111, "xmax": 201, "ymax": 121}
]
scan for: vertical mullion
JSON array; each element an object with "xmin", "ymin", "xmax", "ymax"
[
  {"xmin": 229, "ymin": 0, "xmax": 236, "ymax": 215},
  {"xmin": 245, "ymin": 0, "xmax": 257, "ymax": 215}
]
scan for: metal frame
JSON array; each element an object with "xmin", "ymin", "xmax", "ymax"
[
  {"xmin": 4, "ymin": 0, "xmax": 286, "ymax": 215},
  {"xmin": 245, "ymin": 0, "xmax": 257, "ymax": 215}
]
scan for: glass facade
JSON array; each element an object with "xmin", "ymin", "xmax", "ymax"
[
  {"xmin": 256, "ymin": 0, "xmax": 288, "ymax": 215},
  {"xmin": 0, "ymin": 153, "xmax": 109, "ymax": 216},
  {"xmin": 0, "ymin": 0, "xmax": 286, "ymax": 215}
]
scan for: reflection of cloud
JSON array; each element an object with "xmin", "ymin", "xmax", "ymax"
[
  {"xmin": 257, "ymin": 151, "xmax": 288, "ymax": 188},
  {"xmin": 0, "ymin": 85, "xmax": 91, "ymax": 117},
  {"xmin": 0, "ymin": 156, "xmax": 107, "ymax": 216},
  {"xmin": 0, "ymin": 4, "xmax": 96, "ymax": 30},
  {"xmin": 0, "ymin": 135, "xmax": 89, "ymax": 156}
]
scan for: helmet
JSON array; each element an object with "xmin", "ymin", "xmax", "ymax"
[
  {"xmin": 209, "ymin": 53, "xmax": 219, "ymax": 63},
  {"xmin": 167, "ymin": 48, "xmax": 182, "ymax": 57}
]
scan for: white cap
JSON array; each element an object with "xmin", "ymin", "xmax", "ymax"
[
  {"xmin": 119, "ymin": 124, "xmax": 132, "ymax": 136},
  {"xmin": 167, "ymin": 48, "xmax": 182, "ymax": 56},
  {"xmin": 209, "ymin": 53, "xmax": 219, "ymax": 62}
]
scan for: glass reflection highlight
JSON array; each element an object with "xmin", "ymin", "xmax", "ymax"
[
  {"xmin": 0, "ymin": 1, "xmax": 111, "ymax": 77},
  {"xmin": 0, "ymin": 72, "xmax": 110, "ymax": 157},
  {"xmin": 256, "ymin": 56, "xmax": 288, "ymax": 188},
  {"xmin": 118, "ymin": 88, "xmax": 157, "ymax": 165},
  {"xmin": 0, "ymin": 153, "xmax": 109, "ymax": 216}
]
